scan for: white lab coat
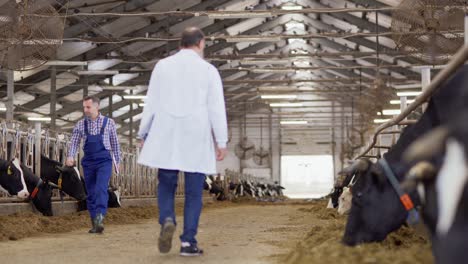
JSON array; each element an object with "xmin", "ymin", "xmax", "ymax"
[{"xmin": 137, "ymin": 49, "xmax": 228, "ymax": 174}]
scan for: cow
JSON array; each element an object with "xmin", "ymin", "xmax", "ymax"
[
  {"xmin": 19, "ymin": 164, "xmax": 53, "ymax": 216},
  {"xmin": 228, "ymin": 180, "xmax": 253, "ymax": 198},
  {"xmin": 228, "ymin": 181, "xmax": 243, "ymax": 198},
  {"xmin": 203, "ymin": 175, "xmax": 226, "ymax": 201},
  {"xmin": 0, "ymin": 158, "xmax": 29, "ymax": 199},
  {"xmin": 342, "ymin": 65, "xmax": 468, "ymax": 246},
  {"xmin": 327, "ymin": 160, "xmax": 370, "ymax": 209},
  {"xmin": 337, "ymin": 187, "xmax": 352, "ymax": 215},
  {"xmin": 243, "ymin": 180, "xmax": 256, "ymax": 197},
  {"xmin": 327, "ymin": 163, "xmax": 366, "ymax": 209},
  {"xmin": 272, "ymin": 181, "xmax": 285, "ymax": 196},
  {"xmin": 401, "ymin": 112, "xmax": 468, "ymax": 264},
  {"xmin": 77, "ymin": 183, "xmax": 121, "ymax": 212},
  {"xmin": 40, "ymin": 155, "xmax": 87, "ymax": 201}
]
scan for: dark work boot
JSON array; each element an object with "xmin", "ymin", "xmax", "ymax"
[
  {"xmin": 158, "ymin": 218, "xmax": 176, "ymax": 253},
  {"xmin": 88, "ymin": 217, "xmax": 97, "ymax": 234},
  {"xmin": 95, "ymin": 213, "xmax": 104, "ymax": 234}
]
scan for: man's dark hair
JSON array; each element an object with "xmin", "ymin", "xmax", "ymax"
[
  {"xmin": 83, "ymin": 95, "xmax": 100, "ymax": 105},
  {"xmin": 180, "ymin": 27, "xmax": 205, "ymax": 48}
]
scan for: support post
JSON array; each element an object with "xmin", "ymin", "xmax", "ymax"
[
  {"xmin": 421, "ymin": 67, "xmax": 431, "ymax": 112},
  {"xmin": 34, "ymin": 122, "xmax": 42, "ymax": 177},
  {"xmin": 6, "ymin": 70, "xmax": 14, "ymax": 120},
  {"xmin": 50, "ymin": 66, "xmax": 57, "ymax": 131}
]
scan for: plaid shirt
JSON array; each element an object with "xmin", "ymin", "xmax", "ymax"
[{"xmin": 67, "ymin": 113, "xmax": 121, "ymax": 164}]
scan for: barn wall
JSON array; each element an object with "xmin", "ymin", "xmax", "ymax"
[{"xmin": 216, "ymin": 114, "xmax": 281, "ymax": 182}]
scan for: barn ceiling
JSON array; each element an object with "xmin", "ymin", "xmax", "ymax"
[{"xmin": 0, "ymin": 0, "xmax": 458, "ymax": 152}]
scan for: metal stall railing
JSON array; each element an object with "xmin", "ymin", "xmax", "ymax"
[
  {"xmin": 225, "ymin": 169, "xmax": 274, "ymax": 185},
  {"xmin": 0, "ymin": 119, "xmax": 163, "ymax": 203},
  {"xmin": 0, "ymin": 119, "xmax": 273, "ymax": 204},
  {"xmin": 354, "ymin": 45, "xmax": 468, "ymax": 159}
]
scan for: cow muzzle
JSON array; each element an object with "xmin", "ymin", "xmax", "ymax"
[{"xmin": 17, "ymin": 189, "xmax": 30, "ymax": 199}]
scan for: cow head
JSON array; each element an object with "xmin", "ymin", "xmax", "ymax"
[
  {"xmin": 337, "ymin": 187, "xmax": 352, "ymax": 215},
  {"xmin": 32, "ymin": 179, "xmax": 54, "ymax": 216},
  {"xmin": 41, "ymin": 155, "xmax": 86, "ymax": 201},
  {"xmin": 54, "ymin": 165, "xmax": 87, "ymax": 201},
  {"xmin": 0, "ymin": 158, "xmax": 29, "ymax": 199},
  {"xmin": 342, "ymin": 159, "xmax": 409, "ymax": 246},
  {"xmin": 107, "ymin": 186, "xmax": 121, "ymax": 208},
  {"xmin": 20, "ymin": 164, "xmax": 53, "ymax": 216},
  {"xmin": 329, "ymin": 187, "xmax": 343, "ymax": 208},
  {"xmin": 204, "ymin": 175, "xmax": 213, "ymax": 191},
  {"xmin": 330, "ymin": 161, "xmax": 366, "ymax": 208},
  {"xmin": 243, "ymin": 180, "xmax": 255, "ymax": 197},
  {"xmin": 402, "ymin": 126, "xmax": 465, "ymax": 237}
]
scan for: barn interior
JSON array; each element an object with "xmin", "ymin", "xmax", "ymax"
[{"xmin": 0, "ymin": 0, "xmax": 467, "ymax": 263}]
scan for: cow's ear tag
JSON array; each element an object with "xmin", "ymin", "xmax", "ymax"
[{"xmin": 7, "ymin": 166, "xmax": 12, "ymax": 175}]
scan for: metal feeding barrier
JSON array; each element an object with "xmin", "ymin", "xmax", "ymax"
[
  {"xmin": 0, "ymin": 119, "xmax": 270, "ymax": 206},
  {"xmin": 0, "ymin": 119, "xmax": 162, "ymax": 203},
  {"xmin": 355, "ymin": 45, "xmax": 468, "ymax": 159}
]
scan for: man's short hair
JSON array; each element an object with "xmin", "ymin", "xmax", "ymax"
[
  {"xmin": 180, "ymin": 27, "xmax": 205, "ymax": 48},
  {"xmin": 83, "ymin": 96, "xmax": 100, "ymax": 105}
]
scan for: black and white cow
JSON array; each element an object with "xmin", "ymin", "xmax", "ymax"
[
  {"xmin": 228, "ymin": 179, "xmax": 285, "ymax": 201},
  {"xmin": 337, "ymin": 187, "xmax": 353, "ymax": 215},
  {"xmin": 401, "ymin": 110, "xmax": 468, "ymax": 264},
  {"xmin": 342, "ymin": 65, "xmax": 468, "ymax": 246},
  {"xmin": 271, "ymin": 181, "xmax": 285, "ymax": 196},
  {"xmin": 243, "ymin": 180, "xmax": 256, "ymax": 197},
  {"xmin": 0, "ymin": 158, "xmax": 29, "ymax": 199},
  {"xmin": 77, "ymin": 183, "xmax": 121, "ymax": 212},
  {"xmin": 204, "ymin": 175, "xmax": 226, "ymax": 201},
  {"xmin": 41, "ymin": 155, "xmax": 87, "ymax": 201},
  {"xmin": 327, "ymin": 166, "xmax": 362, "ymax": 209},
  {"xmin": 228, "ymin": 180, "xmax": 249, "ymax": 198},
  {"xmin": 20, "ymin": 164, "xmax": 54, "ymax": 216}
]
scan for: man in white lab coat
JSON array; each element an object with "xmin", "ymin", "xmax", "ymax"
[{"xmin": 137, "ymin": 27, "xmax": 228, "ymax": 257}]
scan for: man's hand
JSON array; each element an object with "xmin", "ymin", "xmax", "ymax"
[
  {"xmin": 216, "ymin": 147, "xmax": 227, "ymax": 161},
  {"xmin": 65, "ymin": 157, "xmax": 75, "ymax": 167}
]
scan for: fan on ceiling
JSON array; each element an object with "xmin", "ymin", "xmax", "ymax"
[
  {"xmin": 234, "ymin": 116, "xmax": 256, "ymax": 160},
  {"xmin": 253, "ymin": 117, "xmax": 270, "ymax": 166},
  {"xmin": 391, "ymin": 0, "xmax": 465, "ymax": 64},
  {"xmin": 0, "ymin": 0, "xmax": 65, "ymax": 71}
]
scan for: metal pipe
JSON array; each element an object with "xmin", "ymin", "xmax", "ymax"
[
  {"xmin": 109, "ymin": 94, "xmax": 113, "ymax": 118},
  {"xmin": 269, "ymin": 112, "xmax": 273, "ymax": 179},
  {"xmin": 34, "ymin": 122, "xmax": 41, "ymax": 177},
  {"xmin": 380, "ymin": 130, "xmax": 402, "ymax": 135},
  {"xmin": 109, "ymin": 77, "xmax": 114, "ymax": 118},
  {"xmin": 355, "ymin": 45, "xmax": 468, "ymax": 159},
  {"xmin": 129, "ymin": 102, "xmax": 133, "ymax": 149},
  {"xmin": 278, "ymin": 120, "xmax": 282, "ymax": 185},
  {"xmin": 331, "ymin": 101, "xmax": 336, "ymax": 177},
  {"xmin": 421, "ymin": 67, "xmax": 431, "ymax": 111},
  {"xmin": 465, "ymin": 15, "xmax": 468, "ymax": 45},
  {"xmin": 50, "ymin": 67, "xmax": 57, "ymax": 131},
  {"xmin": 374, "ymin": 145, "xmax": 391, "ymax": 149},
  {"xmin": 239, "ymin": 118, "xmax": 242, "ymax": 173},
  {"xmin": 6, "ymin": 70, "xmax": 14, "ymax": 121},
  {"xmin": 83, "ymin": 65, "xmax": 89, "ymax": 97}
]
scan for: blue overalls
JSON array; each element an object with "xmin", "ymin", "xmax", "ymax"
[{"xmin": 82, "ymin": 117, "xmax": 113, "ymax": 219}]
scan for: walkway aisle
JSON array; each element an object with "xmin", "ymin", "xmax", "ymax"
[{"xmin": 0, "ymin": 205, "xmax": 310, "ymax": 264}]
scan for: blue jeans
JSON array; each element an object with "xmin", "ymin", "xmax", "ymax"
[
  {"xmin": 157, "ymin": 169, "xmax": 205, "ymax": 245},
  {"xmin": 82, "ymin": 160, "xmax": 112, "ymax": 219}
]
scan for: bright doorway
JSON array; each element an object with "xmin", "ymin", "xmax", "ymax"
[{"xmin": 281, "ymin": 155, "xmax": 334, "ymax": 199}]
